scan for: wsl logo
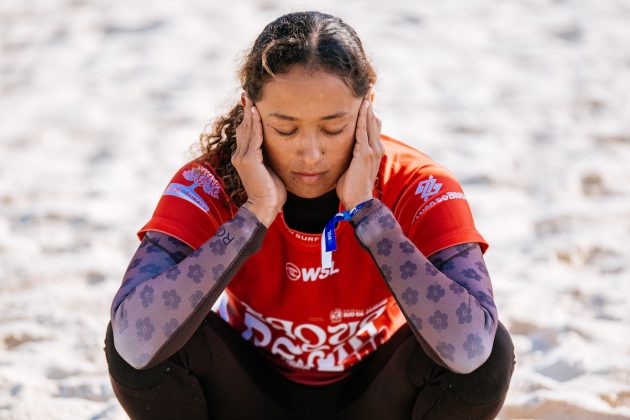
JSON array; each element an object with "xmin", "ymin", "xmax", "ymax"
[
  {"xmin": 415, "ymin": 175, "xmax": 442, "ymax": 202},
  {"xmin": 286, "ymin": 261, "xmax": 340, "ymax": 282},
  {"xmin": 164, "ymin": 166, "xmax": 221, "ymax": 212}
]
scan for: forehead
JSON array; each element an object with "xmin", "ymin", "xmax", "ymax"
[{"xmin": 257, "ymin": 66, "xmax": 359, "ymax": 119}]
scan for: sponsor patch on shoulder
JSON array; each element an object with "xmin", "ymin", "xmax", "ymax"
[
  {"xmin": 415, "ymin": 175, "xmax": 442, "ymax": 202},
  {"xmin": 163, "ymin": 166, "xmax": 221, "ymax": 212}
]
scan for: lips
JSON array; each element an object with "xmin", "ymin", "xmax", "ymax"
[{"xmin": 293, "ymin": 171, "xmax": 327, "ymax": 183}]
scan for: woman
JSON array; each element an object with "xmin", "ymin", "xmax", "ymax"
[{"xmin": 104, "ymin": 11, "xmax": 515, "ymax": 420}]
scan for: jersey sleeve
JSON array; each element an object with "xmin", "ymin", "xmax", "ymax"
[
  {"xmin": 137, "ymin": 161, "xmax": 231, "ymax": 250},
  {"xmin": 392, "ymin": 165, "xmax": 488, "ymax": 257}
]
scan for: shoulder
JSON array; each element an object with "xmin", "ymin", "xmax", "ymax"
[
  {"xmin": 136, "ymin": 157, "xmax": 235, "ymax": 248},
  {"xmin": 378, "ymin": 135, "xmax": 488, "ymax": 256},
  {"xmin": 164, "ymin": 158, "xmax": 234, "ymax": 214},
  {"xmin": 379, "ymin": 134, "xmax": 461, "ymax": 199}
]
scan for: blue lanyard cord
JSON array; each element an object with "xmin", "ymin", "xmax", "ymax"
[{"xmin": 322, "ymin": 199, "xmax": 370, "ymax": 253}]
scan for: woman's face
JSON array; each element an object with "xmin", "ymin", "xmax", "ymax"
[{"xmin": 254, "ymin": 65, "xmax": 365, "ymax": 198}]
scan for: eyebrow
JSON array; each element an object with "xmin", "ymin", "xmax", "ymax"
[{"xmin": 269, "ymin": 112, "xmax": 347, "ymax": 121}]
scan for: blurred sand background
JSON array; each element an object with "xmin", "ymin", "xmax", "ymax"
[{"xmin": 1, "ymin": 0, "xmax": 629, "ymax": 418}]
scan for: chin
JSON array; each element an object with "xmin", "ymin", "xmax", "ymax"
[{"xmin": 288, "ymin": 185, "xmax": 334, "ymax": 199}]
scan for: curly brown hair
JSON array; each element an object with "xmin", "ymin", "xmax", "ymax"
[{"xmin": 197, "ymin": 11, "xmax": 377, "ymax": 207}]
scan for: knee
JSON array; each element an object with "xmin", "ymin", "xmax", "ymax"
[
  {"xmin": 104, "ymin": 322, "xmax": 170, "ymax": 389},
  {"xmin": 448, "ymin": 321, "xmax": 516, "ymax": 405}
]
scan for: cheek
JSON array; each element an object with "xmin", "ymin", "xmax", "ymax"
[
  {"xmin": 339, "ymin": 131, "xmax": 356, "ymax": 157},
  {"xmin": 328, "ymin": 133, "xmax": 355, "ymax": 171},
  {"xmin": 261, "ymin": 135, "xmax": 288, "ymax": 171}
]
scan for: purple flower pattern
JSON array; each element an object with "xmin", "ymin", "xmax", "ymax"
[
  {"xmin": 449, "ymin": 283, "xmax": 465, "ymax": 295},
  {"xmin": 136, "ymin": 317, "xmax": 155, "ymax": 341},
  {"xmin": 441, "ymin": 260, "xmax": 456, "ymax": 271},
  {"xmin": 163, "ymin": 289, "xmax": 181, "ymax": 310},
  {"xmin": 399, "ymin": 241, "xmax": 415, "ymax": 254},
  {"xmin": 408, "ymin": 313, "xmax": 423, "ymax": 330},
  {"xmin": 128, "ymin": 258, "xmax": 142, "ymax": 270},
  {"xmin": 162, "ymin": 318, "xmax": 179, "ymax": 337},
  {"xmin": 146, "ymin": 244, "xmax": 161, "ymax": 254},
  {"xmin": 212, "ymin": 264, "xmax": 224, "ymax": 280},
  {"xmin": 401, "ymin": 287, "xmax": 419, "ymax": 305},
  {"xmin": 463, "ymin": 333, "xmax": 484, "ymax": 359},
  {"xmin": 436, "ymin": 341, "xmax": 455, "ymax": 362},
  {"xmin": 189, "ymin": 246, "xmax": 203, "ymax": 258},
  {"xmin": 475, "ymin": 261, "xmax": 489, "ymax": 276},
  {"xmin": 166, "ymin": 266, "xmax": 181, "ymax": 281},
  {"xmin": 232, "ymin": 215, "xmax": 245, "ymax": 228},
  {"xmin": 378, "ymin": 214, "xmax": 396, "ymax": 230},
  {"xmin": 119, "ymin": 307, "xmax": 128, "ymax": 332},
  {"xmin": 430, "ymin": 257, "xmax": 455, "ymax": 271},
  {"xmin": 376, "ymin": 238, "xmax": 393, "ymax": 256},
  {"xmin": 134, "ymin": 353, "xmax": 151, "ymax": 367},
  {"xmin": 455, "ymin": 244, "xmax": 472, "ymax": 256},
  {"xmin": 456, "ymin": 302, "xmax": 472, "ymax": 324},
  {"xmin": 346, "ymin": 203, "xmax": 498, "ymax": 371},
  {"xmin": 189, "ymin": 290, "xmax": 203, "ymax": 308},
  {"xmin": 462, "ymin": 268, "xmax": 482, "ymax": 281},
  {"xmin": 426, "ymin": 283, "xmax": 445, "ymax": 303},
  {"xmin": 429, "ymin": 310, "xmax": 448, "ymax": 332},
  {"xmin": 187, "ymin": 264, "xmax": 204, "ymax": 283},
  {"xmin": 209, "ymin": 240, "xmax": 226, "ymax": 255},
  {"xmin": 400, "ymin": 261, "xmax": 417, "ymax": 279},
  {"xmin": 425, "ymin": 262, "xmax": 438, "ymax": 276},
  {"xmin": 475, "ymin": 291, "xmax": 496, "ymax": 308},
  {"xmin": 139, "ymin": 285, "xmax": 154, "ymax": 308}
]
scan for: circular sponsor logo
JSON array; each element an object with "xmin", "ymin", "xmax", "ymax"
[
  {"xmin": 330, "ymin": 308, "xmax": 342, "ymax": 323},
  {"xmin": 286, "ymin": 262, "xmax": 301, "ymax": 281}
]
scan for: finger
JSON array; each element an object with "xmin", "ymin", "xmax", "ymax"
[
  {"xmin": 365, "ymin": 101, "xmax": 384, "ymax": 155},
  {"xmin": 355, "ymin": 99, "xmax": 370, "ymax": 149},
  {"xmin": 237, "ymin": 93, "xmax": 253, "ymax": 155},
  {"xmin": 250, "ymin": 106, "xmax": 264, "ymax": 154},
  {"xmin": 366, "ymin": 102, "xmax": 379, "ymax": 150}
]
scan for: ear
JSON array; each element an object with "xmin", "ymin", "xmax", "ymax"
[{"xmin": 241, "ymin": 91, "xmax": 247, "ymax": 107}]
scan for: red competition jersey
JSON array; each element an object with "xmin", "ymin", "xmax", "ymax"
[{"xmin": 138, "ymin": 135, "xmax": 488, "ymax": 385}]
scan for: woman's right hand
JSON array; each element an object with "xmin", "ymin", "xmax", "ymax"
[{"xmin": 231, "ymin": 93, "xmax": 287, "ymax": 228}]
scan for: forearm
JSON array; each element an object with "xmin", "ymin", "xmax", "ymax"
[
  {"xmin": 111, "ymin": 206, "xmax": 266, "ymax": 369},
  {"xmin": 351, "ymin": 199, "xmax": 498, "ymax": 374}
]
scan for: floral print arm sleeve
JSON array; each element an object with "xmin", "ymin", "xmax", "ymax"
[
  {"xmin": 110, "ymin": 206, "xmax": 266, "ymax": 370},
  {"xmin": 351, "ymin": 199, "xmax": 498, "ymax": 374}
]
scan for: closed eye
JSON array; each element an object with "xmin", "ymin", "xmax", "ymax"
[
  {"xmin": 274, "ymin": 128, "xmax": 297, "ymax": 137},
  {"xmin": 323, "ymin": 127, "xmax": 345, "ymax": 136},
  {"xmin": 273, "ymin": 126, "xmax": 346, "ymax": 137}
]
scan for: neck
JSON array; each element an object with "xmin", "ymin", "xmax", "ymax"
[{"xmin": 282, "ymin": 189, "xmax": 339, "ymax": 234}]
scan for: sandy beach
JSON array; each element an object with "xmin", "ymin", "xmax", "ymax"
[{"xmin": 1, "ymin": 0, "xmax": 629, "ymax": 418}]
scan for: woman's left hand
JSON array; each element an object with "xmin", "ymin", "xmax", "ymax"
[{"xmin": 336, "ymin": 97, "xmax": 384, "ymax": 209}]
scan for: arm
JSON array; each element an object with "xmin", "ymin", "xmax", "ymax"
[
  {"xmin": 111, "ymin": 206, "xmax": 266, "ymax": 369},
  {"xmin": 351, "ymin": 199, "xmax": 498, "ymax": 374}
]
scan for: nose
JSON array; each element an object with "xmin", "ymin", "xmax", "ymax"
[{"xmin": 297, "ymin": 132, "xmax": 323, "ymax": 165}]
